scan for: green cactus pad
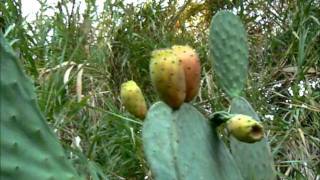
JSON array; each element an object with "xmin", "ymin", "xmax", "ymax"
[
  {"xmin": 143, "ymin": 102, "xmax": 243, "ymax": 180},
  {"xmin": 0, "ymin": 34, "xmax": 82, "ymax": 179},
  {"xmin": 230, "ymin": 97, "xmax": 276, "ymax": 180},
  {"xmin": 208, "ymin": 11, "xmax": 248, "ymax": 98}
]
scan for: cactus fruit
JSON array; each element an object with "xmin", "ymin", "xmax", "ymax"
[
  {"xmin": 226, "ymin": 114, "xmax": 264, "ymax": 143},
  {"xmin": 209, "ymin": 111, "xmax": 264, "ymax": 143},
  {"xmin": 120, "ymin": 80, "xmax": 147, "ymax": 119},
  {"xmin": 171, "ymin": 45, "xmax": 201, "ymax": 102},
  {"xmin": 150, "ymin": 49, "xmax": 186, "ymax": 109}
]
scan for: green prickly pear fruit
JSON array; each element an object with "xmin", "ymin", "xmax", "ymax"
[
  {"xmin": 120, "ymin": 80, "xmax": 147, "ymax": 119},
  {"xmin": 150, "ymin": 49, "xmax": 186, "ymax": 109},
  {"xmin": 171, "ymin": 45, "xmax": 201, "ymax": 102},
  {"xmin": 226, "ymin": 114, "xmax": 264, "ymax": 143}
]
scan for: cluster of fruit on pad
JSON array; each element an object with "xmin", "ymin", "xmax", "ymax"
[
  {"xmin": 120, "ymin": 10, "xmax": 275, "ymax": 180},
  {"xmin": 150, "ymin": 45, "xmax": 201, "ymax": 108},
  {"xmin": 120, "ymin": 45, "xmax": 200, "ymax": 117},
  {"xmin": 120, "ymin": 44, "xmax": 264, "ymax": 144}
]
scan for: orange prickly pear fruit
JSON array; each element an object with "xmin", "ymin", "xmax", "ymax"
[
  {"xmin": 120, "ymin": 80, "xmax": 147, "ymax": 119},
  {"xmin": 171, "ymin": 45, "xmax": 201, "ymax": 102},
  {"xmin": 226, "ymin": 114, "xmax": 264, "ymax": 143},
  {"xmin": 150, "ymin": 49, "xmax": 186, "ymax": 109}
]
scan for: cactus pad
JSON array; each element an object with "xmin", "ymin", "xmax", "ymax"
[
  {"xmin": 143, "ymin": 102, "xmax": 243, "ymax": 180},
  {"xmin": 0, "ymin": 34, "xmax": 82, "ymax": 179},
  {"xmin": 208, "ymin": 11, "xmax": 248, "ymax": 98},
  {"xmin": 230, "ymin": 97, "xmax": 276, "ymax": 180}
]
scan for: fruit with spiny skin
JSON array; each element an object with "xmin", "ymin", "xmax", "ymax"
[
  {"xmin": 226, "ymin": 114, "xmax": 264, "ymax": 143},
  {"xmin": 120, "ymin": 81, "xmax": 147, "ymax": 119},
  {"xmin": 171, "ymin": 45, "xmax": 201, "ymax": 102},
  {"xmin": 150, "ymin": 49, "xmax": 186, "ymax": 109}
]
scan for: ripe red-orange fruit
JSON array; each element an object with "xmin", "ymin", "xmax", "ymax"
[{"xmin": 172, "ymin": 45, "xmax": 201, "ymax": 102}]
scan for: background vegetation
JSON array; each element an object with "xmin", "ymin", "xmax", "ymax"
[{"xmin": 1, "ymin": 0, "xmax": 319, "ymax": 179}]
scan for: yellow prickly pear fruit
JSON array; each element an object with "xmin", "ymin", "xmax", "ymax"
[
  {"xmin": 171, "ymin": 45, "xmax": 201, "ymax": 102},
  {"xmin": 150, "ymin": 49, "xmax": 186, "ymax": 109},
  {"xmin": 120, "ymin": 81, "xmax": 147, "ymax": 119},
  {"xmin": 226, "ymin": 114, "xmax": 264, "ymax": 143}
]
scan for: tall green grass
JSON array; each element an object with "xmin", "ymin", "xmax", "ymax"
[{"xmin": 1, "ymin": 0, "xmax": 319, "ymax": 179}]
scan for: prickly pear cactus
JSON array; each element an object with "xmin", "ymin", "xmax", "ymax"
[
  {"xmin": 143, "ymin": 102, "xmax": 243, "ymax": 180},
  {"xmin": 0, "ymin": 34, "xmax": 83, "ymax": 179},
  {"xmin": 208, "ymin": 11, "xmax": 276, "ymax": 180},
  {"xmin": 230, "ymin": 97, "xmax": 275, "ymax": 180},
  {"xmin": 208, "ymin": 11, "xmax": 248, "ymax": 98}
]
